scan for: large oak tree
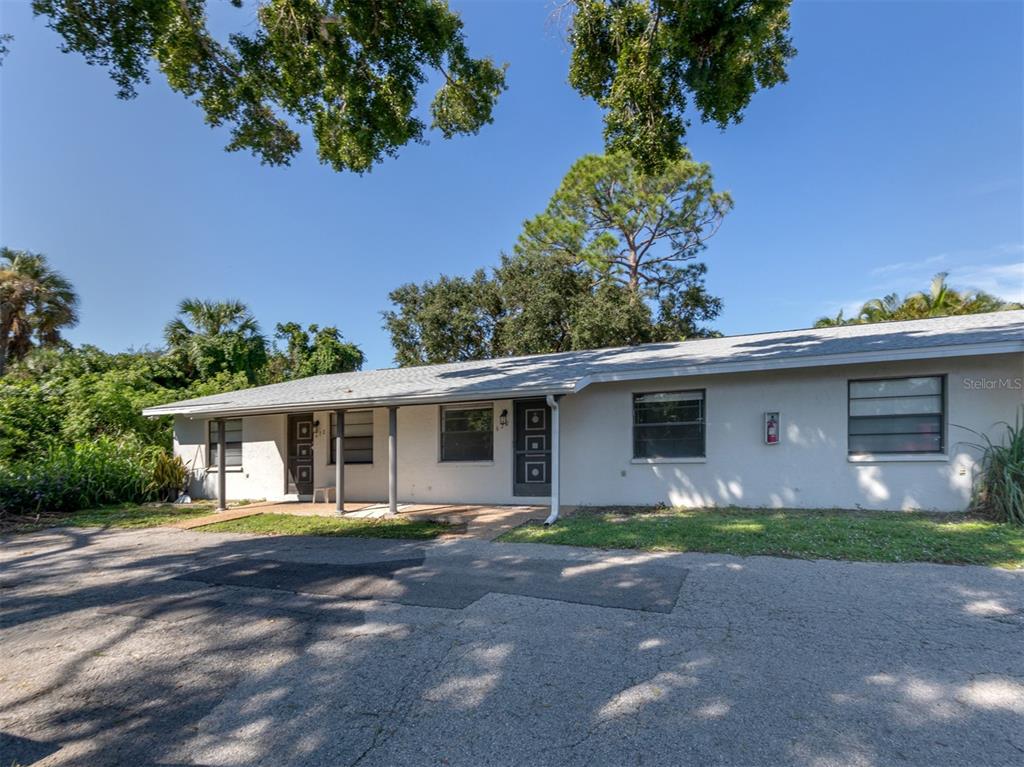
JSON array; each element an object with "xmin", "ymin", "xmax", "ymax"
[
  {"xmin": 269, "ymin": 321, "xmax": 364, "ymax": 379},
  {"xmin": 383, "ymin": 270, "xmax": 503, "ymax": 367},
  {"xmin": 568, "ymin": 0, "xmax": 795, "ymax": 171},
  {"xmin": 30, "ymin": 0, "xmax": 507, "ymax": 172},
  {"xmin": 18, "ymin": 1, "xmax": 794, "ymax": 172}
]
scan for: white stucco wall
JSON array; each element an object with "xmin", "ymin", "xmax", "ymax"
[
  {"xmin": 174, "ymin": 400, "xmax": 549, "ymax": 505},
  {"xmin": 174, "ymin": 413, "xmax": 287, "ymax": 501},
  {"xmin": 309, "ymin": 408, "xmax": 385, "ymax": 502},
  {"xmin": 559, "ymin": 353, "xmax": 1023, "ymax": 511},
  {"xmin": 308, "ymin": 400, "xmax": 550, "ymax": 505},
  {"xmin": 173, "ymin": 352, "xmax": 1022, "ymax": 511}
]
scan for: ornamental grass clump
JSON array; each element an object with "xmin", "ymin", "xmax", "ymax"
[
  {"xmin": 972, "ymin": 410, "xmax": 1024, "ymax": 525},
  {"xmin": 147, "ymin": 450, "xmax": 189, "ymax": 502}
]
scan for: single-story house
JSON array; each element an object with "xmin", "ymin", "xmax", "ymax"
[{"xmin": 143, "ymin": 311, "xmax": 1024, "ymax": 519}]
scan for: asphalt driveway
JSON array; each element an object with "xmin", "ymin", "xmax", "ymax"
[{"xmin": 1, "ymin": 528, "xmax": 1022, "ymax": 767}]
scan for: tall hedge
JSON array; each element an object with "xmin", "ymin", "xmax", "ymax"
[{"xmin": 0, "ymin": 437, "xmax": 165, "ymax": 516}]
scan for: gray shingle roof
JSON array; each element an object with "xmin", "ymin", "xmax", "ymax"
[{"xmin": 143, "ymin": 311, "xmax": 1024, "ymax": 417}]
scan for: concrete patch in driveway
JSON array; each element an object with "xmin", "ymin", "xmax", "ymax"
[
  {"xmin": 97, "ymin": 589, "xmax": 367, "ymax": 630},
  {"xmin": 177, "ymin": 554, "xmax": 687, "ymax": 612}
]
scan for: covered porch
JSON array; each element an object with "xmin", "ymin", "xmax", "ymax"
[{"xmin": 203, "ymin": 395, "xmax": 565, "ymax": 525}]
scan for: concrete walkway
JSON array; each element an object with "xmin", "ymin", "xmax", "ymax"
[
  {"xmin": 1, "ymin": 526, "xmax": 1021, "ymax": 767},
  {"xmin": 172, "ymin": 505, "xmax": 274, "ymax": 530},
  {"xmin": 171, "ymin": 502, "xmax": 551, "ymax": 541}
]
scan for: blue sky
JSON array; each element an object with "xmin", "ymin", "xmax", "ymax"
[{"xmin": 2, "ymin": 0, "xmax": 1021, "ymax": 369}]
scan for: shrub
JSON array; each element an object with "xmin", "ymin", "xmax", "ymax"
[
  {"xmin": 61, "ymin": 372, "xmax": 154, "ymax": 445},
  {"xmin": 972, "ymin": 410, "xmax": 1024, "ymax": 525},
  {"xmin": 147, "ymin": 451, "xmax": 189, "ymax": 502},
  {"xmin": 0, "ymin": 436, "xmax": 168, "ymax": 517},
  {"xmin": 0, "ymin": 379, "xmax": 64, "ymax": 463}
]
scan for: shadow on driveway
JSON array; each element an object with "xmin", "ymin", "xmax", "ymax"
[
  {"xmin": 177, "ymin": 553, "xmax": 686, "ymax": 612},
  {"xmin": 1, "ymin": 527, "xmax": 1022, "ymax": 766}
]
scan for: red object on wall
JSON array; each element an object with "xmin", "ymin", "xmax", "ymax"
[{"xmin": 765, "ymin": 413, "xmax": 779, "ymax": 444}]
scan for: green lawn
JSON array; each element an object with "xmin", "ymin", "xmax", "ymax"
[
  {"xmin": 3, "ymin": 503, "xmax": 216, "ymax": 533},
  {"xmin": 499, "ymin": 507, "xmax": 1024, "ymax": 569},
  {"xmin": 199, "ymin": 513, "xmax": 449, "ymax": 540}
]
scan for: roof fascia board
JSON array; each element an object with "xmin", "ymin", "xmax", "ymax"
[{"xmin": 142, "ymin": 385, "xmax": 576, "ymax": 419}]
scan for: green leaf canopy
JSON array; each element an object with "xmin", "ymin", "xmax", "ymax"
[
  {"xmin": 568, "ymin": 0, "xmax": 796, "ymax": 172},
  {"xmin": 31, "ymin": 0, "xmax": 507, "ymax": 172}
]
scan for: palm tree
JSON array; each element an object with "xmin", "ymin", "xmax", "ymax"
[
  {"xmin": 0, "ymin": 248, "xmax": 79, "ymax": 376},
  {"xmin": 164, "ymin": 298, "xmax": 268, "ymax": 381},
  {"xmin": 903, "ymin": 272, "xmax": 960, "ymax": 318},
  {"xmin": 165, "ymin": 298, "xmax": 261, "ymax": 343},
  {"xmin": 857, "ymin": 292, "xmax": 902, "ymax": 323},
  {"xmin": 960, "ymin": 289, "xmax": 1019, "ymax": 314},
  {"xmin": 817, "ymin": 272, "xmax": 1021, "ymax": 327},
  {"xmin": 813, "ymin": 308, "xmax": 849, "ymax": 328}
]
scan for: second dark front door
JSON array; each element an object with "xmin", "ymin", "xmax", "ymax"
[
  {"xmin": 513, "ymin": 399, "xmax": 551, "ymax": 497},
  {"xmin": 287, "ymin": 413, "xmax": 314, "ymax": 496}
]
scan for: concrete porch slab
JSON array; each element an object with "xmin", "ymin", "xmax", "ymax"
[{"xmin": 167, "ymin": 502, "xmax": 554, "ymax": 541}]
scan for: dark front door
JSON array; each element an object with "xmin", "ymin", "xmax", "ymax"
[
  {"xmin": 514, "ymin": 399, "xmax": 551, "ymax": 497},
  {"xmin": 287, "ymin": 413, "xmax": 314, "ymax": 496}
]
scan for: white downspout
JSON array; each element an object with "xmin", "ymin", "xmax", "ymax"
[
  {"xmin": 544, "ymin": 394, "xmax": 561, "ymax": 526},
  {"xmin": 388, "ymin": 406, "xmax": 399, "ymax": 516}
]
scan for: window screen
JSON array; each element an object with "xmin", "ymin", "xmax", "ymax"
[
  {"xmin": 440, "ymin": 405, "xmax": 493, "ymax": 462},
  {"xmin": 848, "ymin": 376, "xmax": 944, "ymax": 454},
  {"xmin": 208, "ymin": 419, "xmax": 242, "ymax": 467},
  {"xmin": 633, "ymin": 390, "xmax": 706, "ymax": 459},
  {"xmin": 330, "ymin": 410, "xmax": 374, "ymax": 464}
]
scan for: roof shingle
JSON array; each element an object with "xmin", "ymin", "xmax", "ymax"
[{"xmin": 143, "ymin": 311, "xmax": 1024, "ymax": 417}]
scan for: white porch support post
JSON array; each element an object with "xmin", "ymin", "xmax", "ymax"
[
  {"xmin": 544, "ymin": 395, "xmax": 561, "ymax": 525},
  {"xmin": 388, "ymin": 406, "xmax": 399, "ymax": 516},
  {"xmin": 334, "ymin": 409, "xmax": 345, "ymax": 514},
  {"xmin": 215, "ymin": 417, "xmax": 227, "ymax": 511}
]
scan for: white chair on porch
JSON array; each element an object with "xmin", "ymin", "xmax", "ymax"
[{"xmin": 312, "ymin": 486, "xmax": 336, "ymax": 504}]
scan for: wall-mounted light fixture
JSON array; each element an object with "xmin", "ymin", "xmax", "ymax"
[{"xmin": 499, "ymin": 409, "xmax": 509, "ymax": 428}]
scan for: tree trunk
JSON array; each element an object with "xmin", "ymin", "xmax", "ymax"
[
  {"xmin": 0, "ymin": 304, "xmax": 11, "ymax": 377},
  {"xmin": 628, "ymin": 251, "xmax": 640, "ymax": 293}
]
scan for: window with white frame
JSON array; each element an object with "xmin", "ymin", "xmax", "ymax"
[
  {"xmin": 848, "ymin": 376, "xmax": 945, "ymax": 454},
  {"xmin": 329, "ymin": 410, "xmax": 374, "ymax": 464},
  {"xmin": 440, "ymin": 404, "xmax": 493, "ymax": 462},
  {"xmin": 208, "ymin": 419, "xmax": 242, "ymax": 467},
  {"xmin": 633, "ymin": 390, "xmax": 705, "ymax": 459}
]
